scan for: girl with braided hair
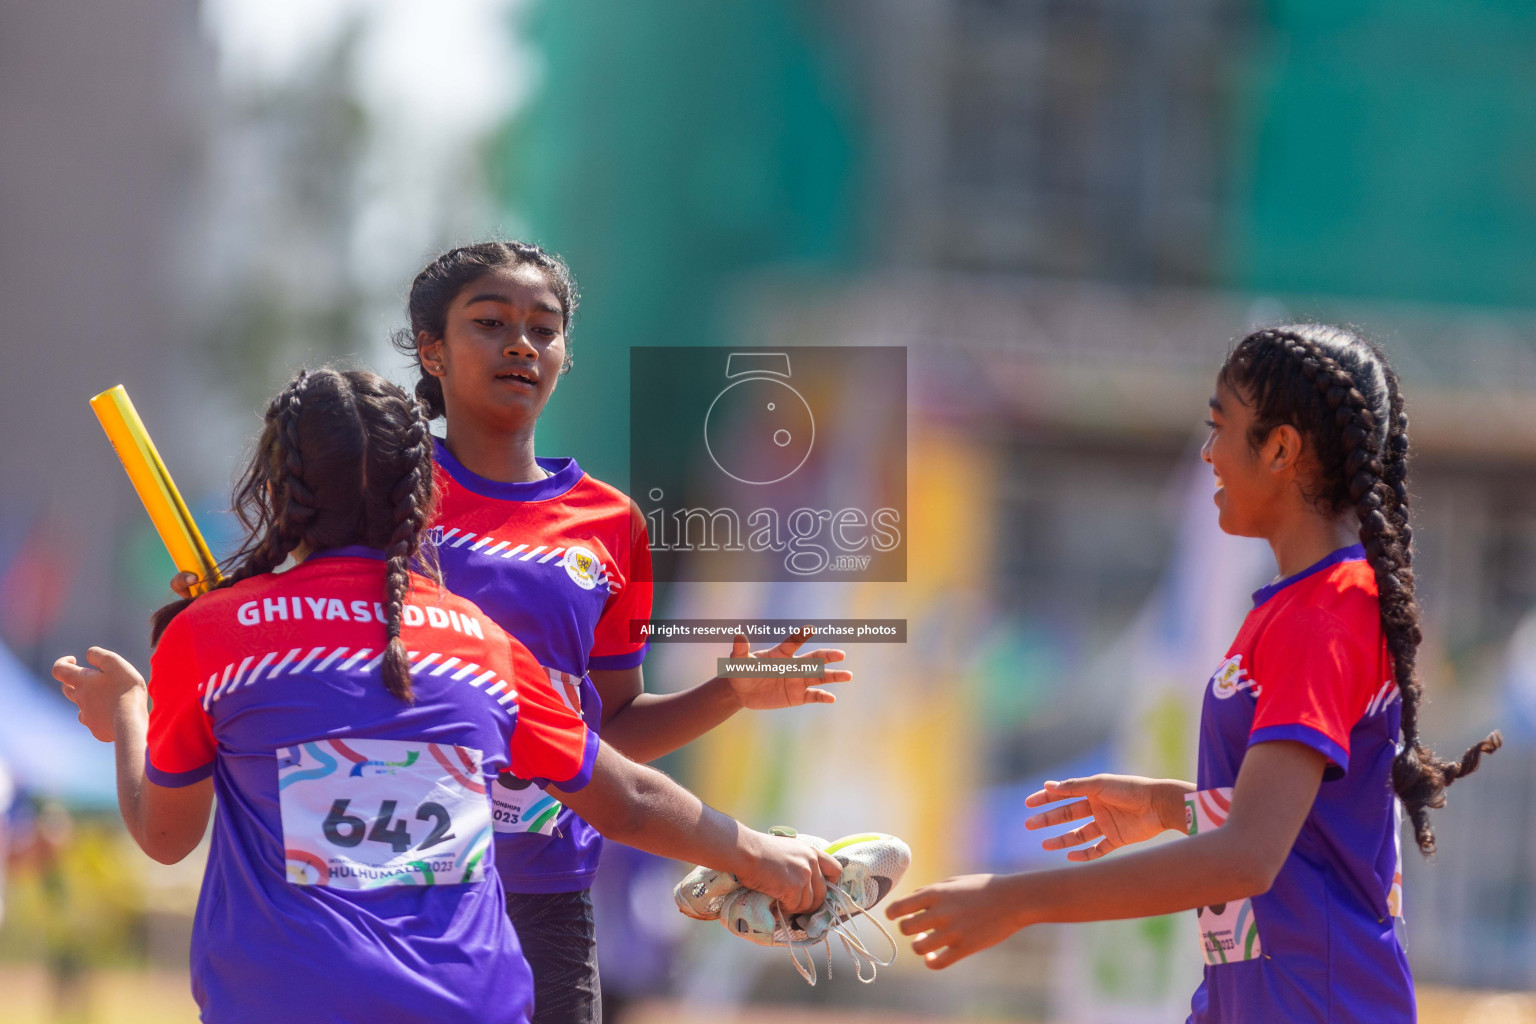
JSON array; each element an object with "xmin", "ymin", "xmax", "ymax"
[
  {"xmin": 51, "ymin": 368, "xmax": 837, "ymax": 1024},
  {"xmin": 391, "ymin": 241, "xmax": 853, "ymax": 1023},
  {"xmin": 887, "ymin": 325, "xmax": 1501, "ymax": 1022}
]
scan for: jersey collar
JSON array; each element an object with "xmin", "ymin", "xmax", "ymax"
[
  {"xmin": 307, "ymin": 545, "xmax": 386, "ymax": 562},
  {"xmin": 433, "ymin": 436, "xmax": 583, "ymax": 502},
  {"xmin": 1252, "ymin": 544, "xmax": 1366, "ymax": 607}
]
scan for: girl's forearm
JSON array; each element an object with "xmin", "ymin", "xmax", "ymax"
[
  {"xmin": 111, "ymin": 695, "xmax": 210, "ymax": 864},
  {"xmin": 1004, "ymin": 828, "xmax": 1271, "ymax": 927},
  {"xmin": 1005, "ymin": 743, "xmax": 1322, "ymax": 927},
  {"xmin": 111, "ymin": 695, "xmax": 152, "ymax": 850},
  {"xmin": 614, "ymin": 760, "xmax": 761, "ymax": 874},
  {"xmin": 600, "ymin": 679, "xmax": 741, "ymax": 763},
  {"xmin": 554, "ymin": 744, "xmax": 758, "ymax": 874}
]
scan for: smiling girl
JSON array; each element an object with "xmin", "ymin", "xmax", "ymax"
[
  {"xmin": 886, "ymin": 325, "xmax": 1501, "ymax": 1022},
  {"xmin": 390, "ymin": 242, "xmax": 852, "ymax": 1023}
]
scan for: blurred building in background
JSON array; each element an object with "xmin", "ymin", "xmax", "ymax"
[
  {"xmin": 4, "ymin": 0, "xmax": 1536, "ymax": 1021},
  {"xmin": 504, "ymin": 0, "xmax": 1536, "ymax": 1013},
  {"xmin": 0, "ymin": 0, "xmax": 213, "ymax": 670}
]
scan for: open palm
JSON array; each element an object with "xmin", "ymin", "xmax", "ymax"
[
  {"xmin": 723, "ymin": 627, "xmax": 852, "ymax": 710},
  {"xmin": 1023, "ymin": 774, "xmax": 1180, "ymax": 862}
]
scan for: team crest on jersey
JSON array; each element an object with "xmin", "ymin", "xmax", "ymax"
[
  {"xmin": 563, "ymin": 546, "xmax": 600, "ymax": 590},
  {"xmin": 1210, "ymin": 655, "xmax": 1261, "ymax": 700}
]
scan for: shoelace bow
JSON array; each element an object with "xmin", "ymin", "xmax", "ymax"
[{"xmin": 772, "ymin": 885, "xmax": 898, "ymax": 986}]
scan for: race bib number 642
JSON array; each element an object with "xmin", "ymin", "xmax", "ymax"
[{"xmin": 278, "ymin": 738, "xmax": 492, "ymax": 889}]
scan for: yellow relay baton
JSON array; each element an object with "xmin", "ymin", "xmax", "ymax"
[{"xmin": 90, "ymin": 385, "xmax": 223, "ymax": 595}]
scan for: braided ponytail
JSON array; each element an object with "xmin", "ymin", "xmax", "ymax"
[
  {"xmin": 378, "ymin": 396, "xmax": 435, "ymax": 703},
  {"xmin": 150, "ymin": 370, "xmax": 440, "ymax": 710},
  {"xmin": 1221, "ymin": 326, "xmax": 1501, "ymax": 856},
  {"xmin": 1371, "ymin": 366, "xmax": 1500, "ymax": 853}
]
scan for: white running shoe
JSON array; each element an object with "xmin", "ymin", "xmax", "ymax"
[
  {"xmin": 824, "ymin": 832, "xmax": 911, "ymax": 913},
  {"xmin": 688, "ymin": 829, "xmax": 910, "ymax": 985},
  {"xmin": 673, "ymin": 863, "xmax": 740, "ymax": 921},
  {"xmin": 673, "ymin": 827, "xmax": 825, "ymax": 922}
]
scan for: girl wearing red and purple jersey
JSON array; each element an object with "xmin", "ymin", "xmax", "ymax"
[
  {"xmin": 389, "ymin": 242, "xmax": 852, "ymax": 1023},
  {"xmin": 886, "ymin": 326, "xmax": 1502, "ymax": 1022},
  {"xmin": 54, "ymin": 370, "xmax": 836, "ymax": 1024}
]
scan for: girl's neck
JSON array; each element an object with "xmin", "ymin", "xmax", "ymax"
[
  {"xmin": 442, "ymin": 421, "xmax": 548, "ymax": 484},
  {"xmin": 1267, "ymin": 511, "xmax": 1360, "ymax": 579}
]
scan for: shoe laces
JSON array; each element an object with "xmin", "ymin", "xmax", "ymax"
[{"xmin": 774, "ymin": 884, "xmax": 898, "ymax": 986}]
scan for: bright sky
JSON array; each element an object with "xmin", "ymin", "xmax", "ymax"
[
  {"xmin": 199, "ymin": 0, "xmax": 538, "ymax": 363},
  {"xmin": 201, "ymin": 0, "xmax": 532, "ymax": 138}
]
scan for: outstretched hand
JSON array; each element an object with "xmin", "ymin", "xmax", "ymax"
[
  {"xmin": 722, "ymin": 626, "xmax": 851, "ymax": 711},
  {"xmin": 885, "ymin": 873, "xmax": 1025, "ymax": 969},
  {"xmin": 1023, "ymin": 774, "xmax": 1186, "ymax": 862},
  {"xmin": 52, "ymin": 647, "xmax": 147, "ymax": 742}
]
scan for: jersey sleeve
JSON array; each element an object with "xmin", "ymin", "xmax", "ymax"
[
  {"xmin": 145, "ymin": 612, "xmax": 216, "ymax": 787},
  {"xmin": 1249, "ymin": 606, "xmax": 1379, "ymax": 774},
  {"xmin": 588, "ymin": 502, "xmax": 652, "ymax": 671},
  {"xmin": 506, "ymin": 635, "xmax": 598, "ymax": 790}
]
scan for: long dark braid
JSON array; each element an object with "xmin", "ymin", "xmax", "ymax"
[
  {"xmin": 1379, "ymin": 362, "xmax": 1414, "ymax": 568},
  {"xmin": 1221, "ymin": 325, "xmax": 1501, "ymax": 856},
  {"xmin": 151, "ymin": 369, "xmax": 439, "ymax": 706},
  {"xmin": 389, "ymin": 240, "xmax": 581, "ymax": 419},
  {"xmin": 373, "ymin": 384, "xmax": 435, "ymax": 702}
]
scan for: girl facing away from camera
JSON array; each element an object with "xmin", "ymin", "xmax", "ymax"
[
  {"xmin": 384, "ymin": 241, "xmax": 852, "ymax": 1024},
  {"xmin": 887, "ymin": 325, "xmax": 1502, "ymax": 1023},
  {"xmin": 54, "ymin": 369, "xmax": 838, "ymax": 1024}
]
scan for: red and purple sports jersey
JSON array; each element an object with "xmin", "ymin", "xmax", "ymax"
[
  {"xmin": 146, "ymin": 547, "xmax": 597, "ymax": 1024},
  {"xmin": 430, "ymin": 438, "xmax": 651, "ymax": 893},
  {"xmin": 1188, "ymin": 545, "xmax": 1412, "ymax": 1023}
]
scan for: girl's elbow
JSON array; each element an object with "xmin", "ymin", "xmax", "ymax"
[
  {"xmin": 132, "ymin": 816, "xmax": 205, "ymax": 864},
  {"xmin": 1230, "ymin": 853, "xmax": 1283, "ymax": 898},
  {"xmin": 140, "ymin": 835, "xmax": 197, "ymax": 865}
]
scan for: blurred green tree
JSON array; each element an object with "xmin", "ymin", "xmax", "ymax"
[
  {"xmin": 492, "ymin": 0, "xmax": 866, "ymax": 483},
  {"xmin": 1229, "ymin": 1, "xmax": 1536, "ymax": 308}
]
